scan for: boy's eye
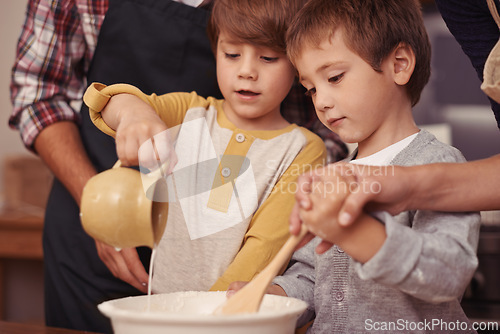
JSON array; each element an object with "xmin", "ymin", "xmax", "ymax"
[
  {"xmin": 261, "ymin": 56, "xmax": 279, "ymax": 62},
  {"xmin": 225, "ymin": 53, "xmax": 240, "ymax": 59},
  {"xmin": 329, "ymin": 73, "xmax": 344, "ymax": 83}
]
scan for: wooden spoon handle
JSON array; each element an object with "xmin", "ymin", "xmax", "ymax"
[
  {"xmin": 260, "ymin": 224, "xmax": 309, "ymax": 279},
  {"xmin": 214, "ymin": 224, "xmax": 309, "ymax": 315}
]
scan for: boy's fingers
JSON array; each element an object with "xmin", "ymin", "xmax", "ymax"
[
  {"xmin": 138, "ymin": 136, "xmax": 160, "ymax": 170},
  {"xmin": 115, "ymin": 136, "xmax": 130, "ymax": 166},
  {"xmin": 290, "ymin": 204, "xmax": 314, "ymax": 248},
  {"xmin": 289, "ymin": 203, "xmax": 303, "ymax": 235},
  {"xmin": 152, "ymin": 130, "xmax": 173, "ymax": 159},
  {"xmin": 295, "ymin": 174, "xmax": 313, "ymax": 209},
  {"xmin": 228, "ymin": 281, "xmax": 247, "ymax": 291},
  {"xmin": 166, "ymin": 151, "xmax": 178, "ymax": 175},
  {"xmin": 227, "ymin": 281, "xmax": 248, "ymax": 297},
  {"xmin": 296, "ymin": 166, "xmax": 329, "ymax": 209}
]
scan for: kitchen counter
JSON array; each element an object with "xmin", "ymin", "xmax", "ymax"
[{"xmin": 0, "ymin": 320, "xmax": 102, "ymax": 334}]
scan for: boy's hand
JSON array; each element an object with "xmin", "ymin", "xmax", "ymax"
[
  {"xmin": 298, "ymin": 172, "xmax": 351, "ymax": 250},
  {"xmin": 289, "ymin": 169, "xmax": 326, "ymax": 249},
  {"xmin": 290, "ymin": 165, "xmax": 357, "ymax": 252},
  {"xmin": 104, "ymin": 93, "xmax": 177, "ymax": 171},
  {"xmin": 289, "ymin": 201, "xmax": 316, "ymax": 249},
  {"xmin": 300, "ymin": 167, "xmax": 388, "ymax": 262}
]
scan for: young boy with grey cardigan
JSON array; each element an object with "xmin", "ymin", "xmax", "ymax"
[
  {"xmin": 276, "ymin": 130, "xmax": 479, "ymax": 333},
  {"xmin": 229, "ymin": 0, "xmax": 480, "ymax": 332}
]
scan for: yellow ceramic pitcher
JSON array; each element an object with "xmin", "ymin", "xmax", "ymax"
[{"xmin": 80, "ymin": 160, "xmax": 168, "ymax": 249}]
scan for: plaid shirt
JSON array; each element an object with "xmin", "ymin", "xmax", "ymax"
[
  {"xmin": 9, "ymin": 0, "xmax": 347, "ymax": 161},
  {"xmin": 10, "ymin": 0, "xmax": 106, "ymax": 149}
]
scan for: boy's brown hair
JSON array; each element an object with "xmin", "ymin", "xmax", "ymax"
[
  {"xmin": 207, "ymin": 0, "xmax": 306, "ymax": 55},
  {"xmin": 287, "ymin": 0, "xmax": 431, "ymax": 107}
]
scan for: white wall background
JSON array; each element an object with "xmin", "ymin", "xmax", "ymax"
[
  {"xmin": 1, "ymin": 0, "xmax": 45, "ymax": 325},
  {"xmin": 1, "ymin": 0, "xmax": 32, "ymax": 193}
]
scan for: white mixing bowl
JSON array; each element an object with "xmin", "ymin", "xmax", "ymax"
[{"xmin": 98, "ymin": 291, "xmax": 308, "ymax": 334}]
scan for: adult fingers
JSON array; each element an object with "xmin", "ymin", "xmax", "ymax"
[
  {"xmin": 95, "ymin": 241, "xmax": 147, "ymax": 292},
  {"xmin": 121, "ymin": 248, "xmax": 149, "ymax": 293},
  {"xmin": 95, "ymin": 241, "xmax": 120, "ymax": 275},
  {"xmin": 338, "ymin": 188, "xmax": 371, "ymax": 226},
  {"xmin": 111, "ymin": 249, "xmax": 148, "ymax": 293}
]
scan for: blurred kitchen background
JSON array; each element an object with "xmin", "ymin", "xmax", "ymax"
[{"xmin": 0, "ymin": 0, "xmax": 499, "ymax": 328}]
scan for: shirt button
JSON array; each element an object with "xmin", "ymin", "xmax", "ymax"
[
  {"xmin": 334, "ymin": 290, "xmax": 344, "ymax": 302},
  {"xmin": 235, "ymin": 133, "xmax": 245, "ymax": 143},
  {"xmin": 221, "ymin": 167, "xmax": 231, "ymax": 178}
]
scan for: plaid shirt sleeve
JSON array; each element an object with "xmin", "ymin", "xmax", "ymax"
[
  {"xmin": 9, "ymin": 0, "xmax": 105, "ymax": 150},
  {"xmin": 282, "ymin": 81, "xmax": 348, "ymax": 163}
]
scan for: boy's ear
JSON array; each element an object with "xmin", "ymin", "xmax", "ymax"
[{"xmin": 391, "ymin": 43, "xmax": 416, "ymax": 86}]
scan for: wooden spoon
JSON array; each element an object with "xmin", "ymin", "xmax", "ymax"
[{"xmin": 214, "ymin": 224, "xmax": 309, "ymax": 315}]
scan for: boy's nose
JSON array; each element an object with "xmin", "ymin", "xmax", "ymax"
[
  {"xmin": 238, "ymin": 58, "xmax": 258, "ymax": 80},
  {"xmin": 315, "ymin": 90, "xmax": 333, "ymax": 112}
]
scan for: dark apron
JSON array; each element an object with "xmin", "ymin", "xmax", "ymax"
[
  {"xmin": 435, "ymin": 0, "xmax": 500, "ymax": 128},
  {"xmin": 43, "ymin": 0, "xmax": 220, "ymax": 332}
]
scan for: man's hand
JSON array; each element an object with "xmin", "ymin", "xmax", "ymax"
[
  {"xmin": 95, "ymin": 241, "xmax": 149, "ymax": 293},
  {"xmin": 332, "ymin": 162, "xmax": 412, "ymax": 226}
]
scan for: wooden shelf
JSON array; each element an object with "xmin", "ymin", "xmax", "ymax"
[{"xmin": 0, "ymin": 207, "xmax": 44, "ymax": 260}]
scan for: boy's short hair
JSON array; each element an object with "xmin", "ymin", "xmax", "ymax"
[
  {"xmin": 287, "ymin": 0, "xmax": 431, "ymax": 107},
  {"xmin": 207, "ymin": 0, "xmax": 306, "ymax": 55}
]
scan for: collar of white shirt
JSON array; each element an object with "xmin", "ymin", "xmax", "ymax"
[
  {"xmin": 177, "ymin": 0, "xmax": 204, "ymax": 7},
  {"xmin": 349, "ymin": 132, "xmax": 419, "ymax": 166}
]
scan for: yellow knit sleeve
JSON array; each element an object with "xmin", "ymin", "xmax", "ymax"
[
  {"xmin": 83, "ymin": 82, "xmax": 208, "ymax": 137},
  {"xmin": 210, "ymin": 128, "xmax": 327, "ymax": 291}
]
